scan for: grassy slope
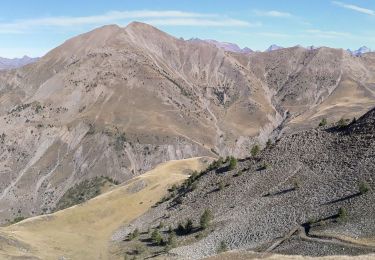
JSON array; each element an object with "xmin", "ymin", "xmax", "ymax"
[{"xmin": 0, "ymin": 157, "xmax": 212, "ymax": 260}]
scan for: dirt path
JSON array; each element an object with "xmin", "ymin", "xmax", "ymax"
[{"xmin": 265, "ymin": 225, "xmax": 375, "ymax": 253}]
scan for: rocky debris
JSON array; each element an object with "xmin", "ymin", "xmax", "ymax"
[{"xmin": 113, "ymin": 107, "xmax": 375, "ymax": 259}]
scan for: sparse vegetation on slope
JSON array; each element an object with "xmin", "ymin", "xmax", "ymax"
[
  {"xmin": 115, "ymin": 107, "xmax": 375, "ymax": 259},
  {"xmin": 54, "ymin": 176, "xmax": 119, "ymax": 211}
]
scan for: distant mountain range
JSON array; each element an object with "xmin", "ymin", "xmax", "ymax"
[
  {"xmin": 188, "ymin": 38, "xmax": 253, "ymax": 53},
  {"xmin": 188, "ymin": 38, "xmax": 373, "ymax": 56},
  {"xmin": 0, "ymin": 55, "xmax": 39, "ymax": 70}
]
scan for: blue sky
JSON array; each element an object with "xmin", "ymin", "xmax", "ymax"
[{"xmin": 1, "ymin": 0, "xmax": 375, "ymax": 58}]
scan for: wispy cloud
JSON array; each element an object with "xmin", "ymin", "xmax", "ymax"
[
  {"xmin": 332, "ymin": 1, "xmax": 375, "ymax": 16},
  {"xmin": 257, "ymin": 32, "xmax": 290, "ymax": 38},
  {"xmin": 0, "ymin": 10, "xmax": 256, "ymax": 34},
  {"xmin": 144, "ymin": 18, "xmax": 259, "ymax": 27},
  {"xmin": 306, "ymin": 29, "xmax": 351, "ymax": 38},
  {"xmin": 254, "ymin": 10, "xmax": 292, "ymax": 18}
]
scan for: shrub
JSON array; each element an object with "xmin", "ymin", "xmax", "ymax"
[
  {"xmin": 184, "ymin": 219, "xmax": 193, "ymax": 234},
  {"xmin": 151, "ymin": 229, "xmax": 163, "ymax": 245},
  {"xmin": 217, "ymin": 241, "xmax": 228, "ymax": 254},
  {"xmin": 235, "ymin": 171, "xmax": 243, "ymax": 177},
  {"xmin": 218, "ymin": 181, "xmax": 225, "ymax": 191},
  {"xmin": 359, "ymin": 181, "xmax": 370, "ymax": 194},
  {"xmin": 10, "ymin": 216, "xmax": 25, "ymax": 224},
  {"xmin": 338, "ymin": 207, "xmax": 348, "ymax": 222},
  {"xmin": 266, "ymin": 139, "xmax": 272, "ymax": 147},
  {"xmin": 337, "ymin": 118, "xmax": 348, "ymax": 128},
  {"xmin": 176, "ymin": 222, "xmax": 185, "ymax": 235},
  {"xmin": 166, "ymin": 232, "xmax": 177, "ymax": 248},
  {"xmin": 319, "ymin": 118, "xmax": 327, "ymax": 127},
  {"xmin": 134, "ymin": 243, "xmax": 146, "ymax": 254},
  {"xmin": 251, "ymin": 145, "xmax": 260, "ymax": 157},
  {"xmin": 200, "ymin": 209, "xmax": 213, "ymax": 229},
  {"xmin": 115, "ymin": 132, "xmax": 126, "ymax": 151},
  {"xmin": 293, "ymin": 179, "xmax": 301, "ymax": 189},
  {"xmin": 259, "ymin": 162, "xmax": 269, "ymax": 171},
  {"xmin": 129, "ymin": 228, "xmax": 140, "ymax": 240},
  {"xmin": 158, "ymin": 222, "xmax": 165, "ymax": 229},
  {"xmin": 176, "ymin": 219, "xmax": 194, "ymax": 235},
  {"xmin": 208, "ymin": 158, "xmax": 224, "ymax": 170},
  {"xmin": 228, "ymin": 156, "xmax": 237, "ymax": 170}
]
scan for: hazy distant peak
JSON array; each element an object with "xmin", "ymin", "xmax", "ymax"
[
  {"xmin": 0, "ymin": 56, "xmax": 39, "ymax": 70},
  {"xmin": 348, "ymin": 46, "xmax": 371, "ymax": 57},
  {"xmin": 189, "ymin": 38, "xmax": 252, "ymax": 53},
  {"xmin": 265, "ymin": 44, "xmax": 284, "ymax": 52}
]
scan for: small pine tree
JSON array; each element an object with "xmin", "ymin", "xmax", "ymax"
[
  {"xmin": 319, "ymin": 118, "xmax": 327, "ymax": 127},
  {"xmin": 218, "ymin": 180, "xmax": 225, "ymax": 190},
  {"xmin": 359, "ymin": 181, "xmax": 370, "ymax": 194},
  {"xmin": 200, "ymin": 209, "xmax": 213, "ymax": 229},
  {"xmin": 184, "ymin": 219, "xmax": 193, "ymax": 234},
  {"xmin": 129, "ymin": 228, "xmax": 140, "ymax": 240},
  {"xmin": 338, "ymin": 207, "xmax": 348, "ymax": 222},
  {"xmin": 217, "ymin": 241, "xmax": 228, "ymax": 254},
  {"xmin": 337, "ymin": 118, "xmax": 347, "ymax": 128},
  {"xmin": 266, "ymin": 139, "xmax": 272, "ymax": 147},
  {"xmin": 134, "ymin": 243, "xmax": 146, "ymax": 255},
  {"xmin": 176, "ymin": 222, "xmax": 185, "ymax": 235},
  {"xmin": 151, "ymin": 229, "xmax": 163, "ymax": 245},
  {"xmin": 251, "ymin": 145, "xmax": 260, "ymax": 157},
  {"xmin": 228, "ymin": 156, "xmax": 237, "ymax": 170},
  {"xmin": 166, "ymin": 232, "xmax": 177, "ymax": 248},
  {"xmin": 259, "ymin": 162, "xmax": 269, "ymax": 170},
  {"xmin": 293, "ymin": 179, "xmax": 301, "ymax": 189}
]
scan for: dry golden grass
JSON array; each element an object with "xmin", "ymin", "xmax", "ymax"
[{"xmin": 0, "ymin": 157, "xmax": 212, "ymax": 260}]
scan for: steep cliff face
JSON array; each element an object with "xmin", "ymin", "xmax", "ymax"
[{"xmin": 0, "ymin": 22, "xmax": 374, "ymax": 222}]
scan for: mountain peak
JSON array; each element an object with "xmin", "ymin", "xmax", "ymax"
[
  {"xmin": 348, "ymin": 46, "xmax": 371, "ymax": 56},
  {"xmin": 190, "ymin": 39, "xmax": 252, "ymax": 53},
  {"xmin": 266, "ymin": 44, "xmax": 284, "ymax": 52}
]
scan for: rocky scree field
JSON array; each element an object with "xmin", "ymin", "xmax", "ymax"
[{"xmin": 112, "ymin": 107, "xmax": 375, "ymax": 259}]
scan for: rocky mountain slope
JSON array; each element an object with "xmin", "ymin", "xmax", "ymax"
[
  {"xmin": 0, "ymin": 56, "xmax": 38, "ymax": 70},
  {"xmin": 0, "ymin": 22, "xmax": 374, "ymax": 223},
  {"xmin": 113, "ymin": 106, "xmax": 375, "ymax": 259},
  {"xmin": 189, "ymin": 39, "xmax": 253, "ymax": 53}
]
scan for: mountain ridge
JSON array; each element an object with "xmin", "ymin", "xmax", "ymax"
[
  {"xmin": 0, "ymin": 22, "xmax": 374, "ymax": 224},
  {"xmin": 0, "ymin": 55, "xmax": 39, "ymax": 70}
]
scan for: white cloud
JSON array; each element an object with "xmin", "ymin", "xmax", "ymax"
[
  {"xmin": 144, "ymin": 18, "xmax": 259, "ymax": 27},
  {"xmin": 258, "ymin": 32, "xmax": 290, "ymax": 37},
  {"xmin": 305, "ymin": 29, "xmax": 351, "ymax": 38},
  {"xmin": 254, "ymin": 10, "xmax": 292, "ymax": 18},
  {"xmin": 0, "ymin": 10, "xmax": 256, "ymax": 34},
  {"xmin": 332, "ymin": 1, "xmax": 375, "ymax": 15}
]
